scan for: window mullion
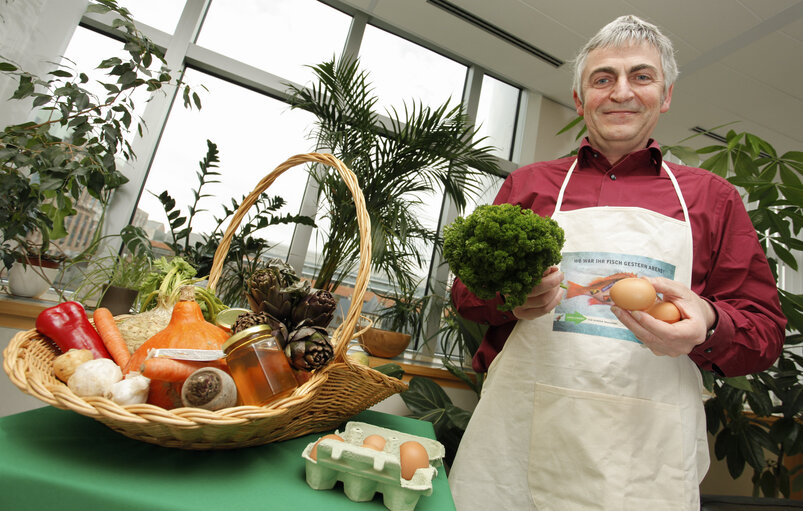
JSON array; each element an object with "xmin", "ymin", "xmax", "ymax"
[
  {"xmin": 419, "ymin": 64, "xmax": 485, "ymax": 354},
  {"xmin": 101, "ymin": 0, "xmax": 211, "ymax": 244}
]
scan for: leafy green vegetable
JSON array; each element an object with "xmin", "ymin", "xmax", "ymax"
[
  {"xmin": 136, "ymin": 256, "xmax": 227, "ymax": 321},
  {"xmin": 443, "ymin": 204, "xmax": 565, "ymax": 311}
]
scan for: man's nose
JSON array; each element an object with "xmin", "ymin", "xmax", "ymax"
[{"xmin": 610, "ymin": 76, "xmax": 635, "ymax": 102}]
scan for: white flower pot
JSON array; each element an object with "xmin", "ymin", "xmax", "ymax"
[{"xmin": 7, "ymin": 261, "xmax": 60, "ymax": 299}]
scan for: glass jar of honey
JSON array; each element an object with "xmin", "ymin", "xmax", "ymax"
[{"xmin": 222, "ymin": 324, "xmax": 298, "ymax": 406}]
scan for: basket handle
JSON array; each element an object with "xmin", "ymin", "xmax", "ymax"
[{"xmin": 207, "ymin": 153, "xmax": 371, "ymax": 362}]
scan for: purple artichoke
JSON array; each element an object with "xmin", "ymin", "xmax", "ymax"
[
  {"xmin": 284, "ymin": 325, "xmax": 334, "ymax": 371},
  {"xmin": 291, "ymin": 288, "xmax": 336, "ymax": 328},
  {"xmin": 246, "ymin": 260, "xmax": 310, "ymax": 325}
]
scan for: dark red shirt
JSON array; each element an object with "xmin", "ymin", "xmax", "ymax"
[{"xmin": 452, "ymin": 139, "xmax": 786, "ymax": 377}]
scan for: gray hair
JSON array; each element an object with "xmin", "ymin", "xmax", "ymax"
[{"xmin": 572, "ymin": 15, "xmax": 678, "ymax": 103}]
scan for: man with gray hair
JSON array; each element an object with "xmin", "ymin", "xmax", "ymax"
[{"xmin": 448, "ymin": 15, "xmax": 785, "ymax": 510}]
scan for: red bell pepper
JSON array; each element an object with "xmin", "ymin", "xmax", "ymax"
[{"xmin": 35, "ymin": 301, "xmax": 111, "ymax": 360}]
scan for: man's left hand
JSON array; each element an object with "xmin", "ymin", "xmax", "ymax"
[{"xmin": 610, "ymin": 277, "xmax": 717, "ymax": 357}]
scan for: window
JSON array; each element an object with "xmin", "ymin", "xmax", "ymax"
[
  {"xmin": 195, "ymin": 0, "xmax": 352, "ymax": 86},
  {"xmin": 358, "ymin": 24, "xmax": 466, "ymax": 113},
  {"xmin": 475, "ymin": 74, "xmax": 521, "ymax": 160},
  {"xmin": 135, "ymin": 68, "xmax": 318, "ymax": 262},
  {"xmin": 115, "ymin": 0, "xmax": 185, "ymax": 34}
]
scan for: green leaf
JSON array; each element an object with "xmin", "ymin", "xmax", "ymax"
[
  {"xmin": 0, "ymin": 62, "xmax": 18, "ymax": 72},
  {"xmin": 723, "ymin": 375, "xmax": 753, "ymax": 392},
  {"xmin": 445, "ymin": 404, "xmax": 472, "ymax": 430},
  {"xmin": 556, "ymin": 115, "xmax": 584, "ymax": 135},
  {"xmin": 371, "ymin": 362, "xmax": 404, "ymax": 379},
  {"xmin": 770, "ymin": 240, "xmax": 799, "ymax": 271},
  {"xmin": 85, "ymin": 3, "xmax": 112, "ymax": 15},
  {"xmin": 700, "ymin": 151, "xmax": 731, "ymax": 177},
  {"xmin": 781, "ymin": 184, "xmax": 803, "ymax": 205},
  {"xmin": 11, "ymin": 75, "xmax": 34, "ymax": 99},
  {"xmin": 48, "ymin": 69, "xmax": 73, "ymax": 78},
  {"xmin": 760, "ymin": 469, "xmax": 778, "ymax": 498},
  {"xmin": 400, "ymin": 376, "xmax": 452, "ymax": 415},
  {"xmin": 664, "ymin": 145, "xmax": 700, "ymax": 166}
]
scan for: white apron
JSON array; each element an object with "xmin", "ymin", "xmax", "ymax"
[{"xmin": 449, "ymin": 160, "xmax": 709, "ymax": 511}]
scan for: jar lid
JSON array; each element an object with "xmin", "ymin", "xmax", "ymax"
[
  {"xmin": 214, "ymin": 307, "xmax": 251, "ymax": 332},
  {"xmin": 222, "ymin": 324, "xmax": 275, "ymax": 354}
]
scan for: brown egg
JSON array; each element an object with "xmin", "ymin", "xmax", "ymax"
[
  {"xmin": 310, "ymin": 433, "xmax": 343, "ymax": 461},
  {"xmin": 399, "ymin": 441, "xmax": 430, "ymax": 480},
  {"xmin": 609, "ymin": 278, "xmax": 657, "ymax": 311},
  {"xmin": 646, "ymin": 301, "xmax": 682, "ymax": 323},
  {"xmin": 362, "ymin": 434, "xmax": 386, "ymax": 451}
]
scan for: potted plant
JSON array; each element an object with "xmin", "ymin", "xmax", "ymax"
[
  {"xmin": 0, "ymin": 0, "xmax": 199, "ymax": 293},
  {"xmin": 360, "ymin": 280, "xmax": 432, "ymax": 358},
  {"xmin": 5, "ymin": 249, "xmax": 65, "ymax": 299},
  {"xmin": 285, "ymin": 56, "xmax": 502, "ymax": 295},
  {"xmin": 661, "ymin": 130, "xmax": 803, "ymax": 498}
]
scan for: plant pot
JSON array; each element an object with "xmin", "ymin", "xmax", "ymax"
[
  {"xmin": 359, "ymin": 327, "xmax": 411, "ymax": 359},
  {"xmin": 97, "ymin": 285, "xmax": 138, "ymax": 315},
  {"xmin": 7, "ymin": 256, "xmax": 61, "ymax": 299}
]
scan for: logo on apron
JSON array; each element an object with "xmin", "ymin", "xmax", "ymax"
[{"xmin": 554, "ymin": 251, "xmax": 676, "ymax": 342}]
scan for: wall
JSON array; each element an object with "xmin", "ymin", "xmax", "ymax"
[{"xmin": 0, "ymin": 0, "xmax": 86, "ymax": 126}]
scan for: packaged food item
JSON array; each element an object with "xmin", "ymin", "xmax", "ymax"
[
  {"xmin": 302, "ymin": 422, "xmax": 445, "ymax": 511},
  {"xmin": 214, "ymin": 307, "xmax": 251, "ymax": 334},
  {"xmin": 222, "ymin": 324, "xmax": 298, "ymax": 406}
]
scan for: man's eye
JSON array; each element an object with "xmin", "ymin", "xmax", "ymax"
[
  {"xmin": 634, "ymin": 74, "xmax": 653, "ymax": 82},
  {"xmin": 592, "ymin": 77, "xmax": 611, "ymax": 86}
]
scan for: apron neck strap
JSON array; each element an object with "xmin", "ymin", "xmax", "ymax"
[{"xmin": 553, "ymin": 158, "xmax": 690, "ymax": 225}]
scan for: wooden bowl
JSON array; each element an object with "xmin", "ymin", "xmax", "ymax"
[{"xmin": 359, "ymin": 327, "xmax": 411, "ymax": 359}]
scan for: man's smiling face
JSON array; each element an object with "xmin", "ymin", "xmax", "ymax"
[{"xmin": 573, "ymin": 42, "xmax": 673, "ymax": 164}]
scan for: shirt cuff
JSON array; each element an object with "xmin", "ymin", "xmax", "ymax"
[{"xmin": 690, "ymin": 301, "xmax": 733, "ymax": 374}]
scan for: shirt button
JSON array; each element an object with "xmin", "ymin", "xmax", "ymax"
[
  {"xmin": 610, "ymin": 174, "xmax": 617, "ymax": 180},
  {"xmin": 704, "ymin": 348, "xmax": 713, "ymax": 354}
]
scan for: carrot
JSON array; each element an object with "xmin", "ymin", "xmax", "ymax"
[
  {"xmin": 141, "ymin": 358, "xmax": 227, "ymax": 382},
  {"xmin": 93, "ymin": 307, "xmax": 131, "ymax": 368}
]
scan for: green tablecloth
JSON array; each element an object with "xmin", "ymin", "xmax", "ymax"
[{"xmin": 0, "ymin": 406, "xmax": 456, "ymax": 511}]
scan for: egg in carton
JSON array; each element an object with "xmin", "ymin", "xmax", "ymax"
[{"xmin": 302, "ymin": 421, "xmax": 446, "ymax": 511}]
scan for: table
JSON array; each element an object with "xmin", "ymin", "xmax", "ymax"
[{"xmin": 0, "ymin": 406, "xmax": 456, "ymax": 511}]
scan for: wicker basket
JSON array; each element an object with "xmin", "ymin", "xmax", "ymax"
[{"xmin": 3, "ymin": 153, "xmax": 408, "ymax": 449}]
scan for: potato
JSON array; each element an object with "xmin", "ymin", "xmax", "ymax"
[{"xmin": 53, "ymin": 349, "xmax": 94, "ymax": 383}]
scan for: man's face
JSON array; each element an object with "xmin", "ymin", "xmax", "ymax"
[{"xmin": 573, "ymin": 42, "xmax": 673, "ymax": 162}]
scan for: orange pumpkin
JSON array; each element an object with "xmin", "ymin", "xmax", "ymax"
[{"xmin": 124, "ymin": 286, "xmax": 229, "ymax": 409}]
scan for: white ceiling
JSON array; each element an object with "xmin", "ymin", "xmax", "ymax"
[{"xmin": 337, "ymin": 0, "xmax": 803, "ymax": 155}]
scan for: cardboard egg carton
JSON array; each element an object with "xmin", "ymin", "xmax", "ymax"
[{"xmin": 302, "ymin": 421, "xmax": 446, "ymax": 511}]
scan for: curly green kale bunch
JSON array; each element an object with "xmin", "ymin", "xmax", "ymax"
[{"xmin": 443, "ymin": 203, "xmax": 564, "ymax": 311}]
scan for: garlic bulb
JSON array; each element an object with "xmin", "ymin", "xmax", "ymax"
[
  {"xmin": 67, "ymin": 358, "xmax": 122, "ymax": 397},
  {"xmin": 106, "ymin": 373, "xmax": 151, "ymax": 405}
]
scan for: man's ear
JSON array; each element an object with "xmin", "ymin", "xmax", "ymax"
[
  {"xmin": 660, "ymin": 84, "xmax": 674, "ymax": 113},
  {"xmin": 573, "ymin": 90, "xmax": 584, "ymax": 116}
]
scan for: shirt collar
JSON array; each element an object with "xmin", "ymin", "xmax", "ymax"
[{"xmin": 577, "ymin": 138, "xmax": 664, "ymax": 173}]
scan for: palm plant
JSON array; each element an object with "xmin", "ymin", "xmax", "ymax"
[{"xmin": 285, "ymin": 57, "xmax": 502, "ymax": 293}]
